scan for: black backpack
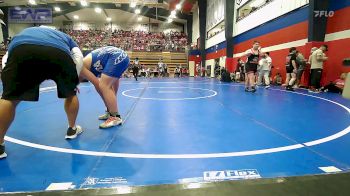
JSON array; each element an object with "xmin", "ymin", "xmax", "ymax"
[{"xmin": 221, "ymin": 70, "xmax": 232, "ymax": 82}]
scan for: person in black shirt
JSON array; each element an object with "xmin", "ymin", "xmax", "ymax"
[
  {"xmin": 244, "ymin": 41, "xmax": 261, "ymax": 92},
  {"xmin": 285, "ymin": 47, "xmax": 297, "ymax": 91},
  {"xmin": 132, "ymin": 64, "xmax": 139, "ymax": 81}
]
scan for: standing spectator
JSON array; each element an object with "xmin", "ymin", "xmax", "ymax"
[
  {"xmin": 257, "ymin": 52, "xmax": 272, "ymax": 88},
  {"xmin": 238, "ymin": 58, "xmax": 245, "ymax": 82},
  {"xmin": 309, "ymin": 45, "xmax": 328, "ymax": 93},
  {"xmin": 285, "ymin": 47, "xmax": 298, "ymax": 91},
  {"xmin": 158, "ymin": 59, "xmax": 163, "ymax": 76},
  {"xmin": 132, "ymin": 64, "xmax": 139, "ymax": 81},
  {"xmin": 145, "ymin": 67, "xmax": 151, "ymax": 78},
  {"xmin": 163, "ymin": 63, "xmax": 168, "ymax": 77},
  {"xmin": 295, "ymin": 50, "xmax": 307, "ymax": 88},
  {"xmin": 174, "ymin": 67, "xmax": 180, "ymax": 78},
  {"xmin": 179, "ymin": 65, "xmax": 184, "ymax": 77},
  {"xmin": 134, "ymin": 57, "xmax": 139, "ymax": 66},
  {"xmin": 306, "ymin": 47, "xmax": 318, "ymax": 87}
]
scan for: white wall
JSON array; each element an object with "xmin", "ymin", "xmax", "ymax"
[
  {"xmin": 206, "ymin": 30, "xmax": 225, "ymax": 49},
  {"xmin": 234, "ymin": 0, "xmax": 309, "ymax": 36},
  {"xmin": 205, "ymin": 59, "xmax": 215, "ymax": 77},
  {"xmin": 0, "ymin": 28, "xmax": 3, "ymax": 43},
  {"xmin": 8, "ymin": 23, "xmax": 33, "ymax": 37},
  {"xmin": 7, "ymin": 20, "xmax": 64, "ymax": 38},
  {"xmin": 219, "ymin": 56, "xmax": 226, "ymax": 68},
  {"xmin": 192, "ymin": 7, "xmax": 200, "ymax": 45}
]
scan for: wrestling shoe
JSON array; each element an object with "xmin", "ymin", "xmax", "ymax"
[
  {"xmin": 98, "ymin": 111, "xmax": 110, "ymax": 120},
  {"xmin": 65, "ymin": 125, "xmax": 83, "ymax": 139},
  {"xmin": 99, "ymin": 116, "xmax": 123, "ymax": 129},
  {"xmin": 0, "ymin": 144, "xmax": 7, "ymax": 159}
]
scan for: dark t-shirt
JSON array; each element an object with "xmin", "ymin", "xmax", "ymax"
[{"xmin": 286, "ymin": 52, "xmax": 297, "ymax": 68}]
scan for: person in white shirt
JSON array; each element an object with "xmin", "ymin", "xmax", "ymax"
[
  {"xmin": 309, "ymin": 45, "xmax": 328, "ymax": 93},
  {"xmin": 257, "ymin": 52, "xmax": 272, "ymax": 88}
]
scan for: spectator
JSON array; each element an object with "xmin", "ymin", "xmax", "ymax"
[
  {"xmin": 309, "ymin": 45, "xmax": 328, "ymax": 93},
  {"xmin": 321, "ymin": 73, "xmax": 347, "ymax": 93},
  {"xmin": 257, "ymin": 52, "xmax": 272, "ymax": 88},
  {"xmin": 295, "ymin": 50, "xmax": 307, "ymax": 88},
  {"xmin": 132, "ymin": 64, "xmax": 139, "ymax": 81},
  {"xmin": 273, "ymin": 73, "xmax": 282, "ymax": 85},
  {"xmin": 284, "ymin": 47, "xmax": 297, "ymax": 91}
]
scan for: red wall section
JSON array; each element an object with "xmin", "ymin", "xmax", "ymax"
[
  {"xmin": 326, "ymin": 7, "xmax": 350, "ymax": 34},
  {"xmin": 234, "ymin": 21, "xmax": 308, "ymax": 53},
  {"xmin": 206, "ymin": 48, "xmax": 226, "ymax": 60},
  {"xmin": 323, "ymin": 38, "xmax": 350, "ymax": 84}
]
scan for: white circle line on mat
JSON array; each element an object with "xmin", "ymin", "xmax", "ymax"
[
  {"xmin": 122, "ymin": 87, "xmax": 218, "ymax": 100},
  {"xmin": 5, "ymin": 84, "xmax": 350, "ymax": 159}
]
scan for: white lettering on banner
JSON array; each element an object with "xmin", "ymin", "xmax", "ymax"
[
  {"xmin": 82, "ymin": 177, "xmax": 127, "ymax": 186},
  {"xmin": 8, "ymin": 7, "xmax": 52, "ymax": 23},
  {"xmin": 314, "ymin": 11, "xmax": 335, "ymax": 18},
  {"xmin": 203, "ymin": 169, "xmax": 261, "ymax": 181}
]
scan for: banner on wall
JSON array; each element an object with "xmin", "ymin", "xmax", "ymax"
[{"xmin": 8, "ymin": 7, "xmax": 52, "ymax": 24}]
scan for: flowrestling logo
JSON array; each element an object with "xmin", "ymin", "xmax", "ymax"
[
  {"xmin": 314, "ymin": 10, "xmax": 335, "ymax": 18},
  {"xmin": 203, "ymin": 169, "xmax": 261, "ymax": 181},
  {"xmin": 8, "ymin": 7, "xmax": 52, "ymax": 23}
]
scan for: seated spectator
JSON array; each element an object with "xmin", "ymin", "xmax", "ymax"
[
  {"xmin": 273, "ymin": 73, "xmax": 283, "ymax": 85},
  {"xmin": 321, "ymin": 73, "xmax": 347, "ymax": 93}
]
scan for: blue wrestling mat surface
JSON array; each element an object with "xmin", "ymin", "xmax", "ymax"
[{"xmin": 1, "ymin": 77, "xmax": 350, "ymax": 193}]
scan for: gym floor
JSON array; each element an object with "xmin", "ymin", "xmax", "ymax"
[{"xmin": 1, "ymin": 77, "xmax": 350, "ymax": 194}]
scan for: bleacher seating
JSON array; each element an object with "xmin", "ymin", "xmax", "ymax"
[{"xmin": 127, "ymin": 51, "xmax": 188, "ymax": 74}]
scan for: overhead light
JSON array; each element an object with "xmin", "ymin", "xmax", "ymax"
[
  {"xmin": 137, "ymin": 16, "xmax": 142, "ymax": 21},
  {"xmin": 130, "ymin": 2, "xmax": 136, "ymax": 8},
  {"xmin": 73, "ymin": 15, "xmax": 79, "ymax": 19},
  {"xmin": 54, "ymin": 6, "xmax": 61, "ymax": 12},
  {"xmin": 28, "ymin": 0, "xmax": 36, "ymax": 5},
  {"xmin": 95, "ymin": 7, "xmax": 102, "ymax": 13},
  {"xmin": 80, "ymin": 0, "xmax": 88, "ymax": 7},
  {"xmin": 135, "ymin": 8, "xmax": 141, "ymax": 14},
  {"xmin": 106, "ymin": 17, "xmax": 112, "ymax": 22},
  {"xmin": 175, "ymin": 4, "xmax": 181, "ymax": 10},
  {"xmin": 170, "ymin": 11, "xmax": 176, "ymax": 18},
  {"xmin": 167, "ymin": 18, "xmax": 173, "ymax": 23}
]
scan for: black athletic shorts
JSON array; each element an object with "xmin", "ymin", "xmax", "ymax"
[
  {"xmin": 245, "ymin": 63, "xmax": 258, "ymax": 73},
  {"xmin": 286, "ymin": 66, "xmax": 294, "ymax": 74},
  {"xmin": 1, "ymin": 44, "xmax": 79, "ymax": 101}
]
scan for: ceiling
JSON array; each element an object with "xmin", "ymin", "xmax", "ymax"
[{"xmin": 55, "ymin": 8, "xmax": 162, "ymax": 23}]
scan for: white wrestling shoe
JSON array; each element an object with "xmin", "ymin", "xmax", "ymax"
[{"xmin": 99, "ymin": 116, "xmax": 123, "ymax": 129}]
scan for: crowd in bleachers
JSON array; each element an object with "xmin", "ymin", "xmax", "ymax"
[{"xmin": 63, "ymin": 29, "xmax": 188, "ymax": 52}]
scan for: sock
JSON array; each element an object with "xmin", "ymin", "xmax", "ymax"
[{"xmin": 109, "ymin": 112, "xmax": 120, "ymax": 118}]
